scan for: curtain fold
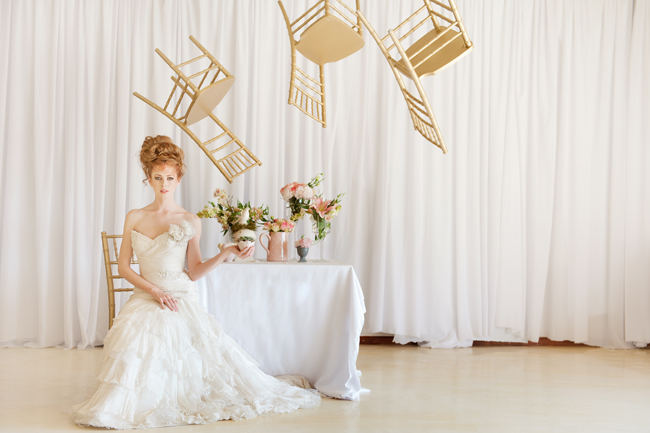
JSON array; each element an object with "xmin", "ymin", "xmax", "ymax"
[{"xmin": 0, "ymin": 0, "xmax": 647, "ymax": 349}]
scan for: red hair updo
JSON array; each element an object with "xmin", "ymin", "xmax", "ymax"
[{"xmin": 139, "ymin": 135, "xmax": 185, "ymax": 179}]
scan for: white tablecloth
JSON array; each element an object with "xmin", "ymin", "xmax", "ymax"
[{"xmin": 195, "ymin": 260, "xmax": 366, "ymax": 400}]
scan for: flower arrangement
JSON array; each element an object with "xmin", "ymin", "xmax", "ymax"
[
  {"xmin": 281, "ymin": 173, "xmax": 343, "ymax": 242},
  {"xmin": 308, "ymin": 195, "xmax": 343, "ymax": 241},
  {"xmin": 281, "ymin": 173, "xmax": 322, "ymax": 221},
  {"xmin": 197, "ymin": 189, "xmax": 269, "ymax": 240},
  {"xmin": 263, "ymin": 217, "xmax": 295, "ymax": 233},
  {"xmin": 168, "ymin": 220, "xmax": 194, "ymax": 245},
  {"xmin": 295, "ymin": 236, "xmax": 313, "ymax": 248}
]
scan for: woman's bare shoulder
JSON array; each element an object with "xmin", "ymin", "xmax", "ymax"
[
  {"xmin": 124, "ymin": 208, "xmax": 148, "ymax": 228},
  {"xmin": 126, "ymin": 208, "xmax": 149, "ymax": 218},
  {"xmin": 184, "ymin": 211, "xmax": 200, "ymax": 224},
  {"xmin": 183, "ymin": 211, "xmax": 201, "ymax": 232}
]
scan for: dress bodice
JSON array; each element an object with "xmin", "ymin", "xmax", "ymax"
[{"xmin": 131, "ymin": 220, "xmax": 195, "ymax": 294}]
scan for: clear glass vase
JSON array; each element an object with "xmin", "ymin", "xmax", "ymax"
[{"xmin": 293, "ymin": 216, "xmax": 312, "ymax": 260}]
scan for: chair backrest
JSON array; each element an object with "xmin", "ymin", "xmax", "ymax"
[{"xmin": 101, "ymin": 232, "xmax": 137, "ymax": 329}]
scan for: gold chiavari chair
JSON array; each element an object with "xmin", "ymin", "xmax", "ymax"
[
  {"xmin": 101, "ymin": 232, "xmax": 138, "ymax": 329},
  {"xmin": 358, "ymin": 0, "xmax": 472, "ymax": 153},
  {"xmin": 133, "ymin": 35, "xmax": 262, "ymax": 183},
  {"xmin": 278, "ymin": 0, "xmax": 364, "ymax": 127}
]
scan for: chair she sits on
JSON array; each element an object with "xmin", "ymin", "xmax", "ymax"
[
  {"xmin": 278, "ymin": 0, "xmax": 364, "ymax": 127},
  {"xmin": 358, "ymin": 0, "xmax": 472, "ymax": 153},
  {"xmin": 101, "ymin": 232, "xmax": 137, "ymax": 329}
]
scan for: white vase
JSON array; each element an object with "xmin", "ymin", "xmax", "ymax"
[{"xmin": 199, "ymin": 218, "xmax": 221, "ymax": 258}]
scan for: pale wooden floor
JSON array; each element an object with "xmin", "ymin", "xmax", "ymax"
[{"xmin": 1, "ymin": 344, "xmax": 650, "ymax": 433}]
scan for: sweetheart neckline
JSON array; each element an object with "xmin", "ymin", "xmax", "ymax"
[{"xmin": 131, "ymin": 222, "xmax": 184, "ymax": 242}]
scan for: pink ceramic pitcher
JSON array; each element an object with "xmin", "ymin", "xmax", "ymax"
[{"xmin": 259, "ymin": 232, "xmax": 289, "ymax": 262}]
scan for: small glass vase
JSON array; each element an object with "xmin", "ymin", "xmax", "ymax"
[
  {"xmin": 289, "ymin": 215, "xmax": 309, "ymax": 260},
  {"xmin": 316, "ymin": 237, "xmax": 326, "ymax": 261}
]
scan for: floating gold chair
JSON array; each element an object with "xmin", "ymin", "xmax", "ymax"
[
  {"xmin": 101, "ymin": 232, "xmax": 138, "ymax": 329},
  {"xmin": 358, "ymin": 0, "xmax": 472, "ymax": 153},
  {"xmin": 134, "ymin": 36, "xmax": 261, "ymax": 183},
  {"xmin": 278, "ymin": 0, "xmax": 364, "ymax": 127}
]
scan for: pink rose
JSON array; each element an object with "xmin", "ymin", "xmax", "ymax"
[
  {"xmin": 295, "ymin": 237, "xmax": 313, "ymax": 248},
  {"xmin": 281, "ymin": 182, "xmax": 299, "ymax": 201},
  {"xmin": 280, "ymin": 220, "xmax": 294, "ymax": 232}
]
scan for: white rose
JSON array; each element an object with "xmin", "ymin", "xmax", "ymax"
[{"xmin": 295, "ymin": 185, "xmax": 314, "ymax": 200}]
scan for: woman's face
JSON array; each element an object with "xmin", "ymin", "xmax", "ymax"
[{"xmin": 149, "ymin": 163, "xmax": 181, "ymax": 196}]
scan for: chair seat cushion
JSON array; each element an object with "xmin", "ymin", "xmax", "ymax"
[
  {"xmin": 395, "ymin": 27, "xmax": 471, "ymax": 78},
  {"xmin": 186, "ymin": 76, "xmax": 235, "ymax": 125},
  {"xmin": 296, "ymin": 15, "xmax": 364, "ymax": 65}
]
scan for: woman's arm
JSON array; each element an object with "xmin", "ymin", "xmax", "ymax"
[
  {"xmin": 185, "ymin": 215, "xmax": 253, "ymax": 281},
  {"xmin": 117, "ymin": 210, "xmax": 178, "ymax": 311}
]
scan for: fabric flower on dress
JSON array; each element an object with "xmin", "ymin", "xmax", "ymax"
[
  {"xmin": 157, "ymin": 270, "xmax": 185, "ymax": 280},
  {"xmin": 167, "ymin": 220, "xmax": 194, "ymax": 246},
  {"xmin": 168, "ymin": 224, "xmax": 185, "ymax": 242}
]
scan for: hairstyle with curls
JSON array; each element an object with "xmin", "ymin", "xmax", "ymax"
[{"xmin": 139, "ymin": 135, "xmax": 185, "ymax": 180}]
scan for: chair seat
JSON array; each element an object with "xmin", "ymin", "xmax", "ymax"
[
  {"xmin": 186, "ymin": 76, "xmax": 235, "ymax": 125},
  {"xmin": 394, "ymin": 27, "xmax": 472, "ymax": 78},
  {"xmin": 296, "ymin": 15, "xmax": 364, "ymax": 64}
]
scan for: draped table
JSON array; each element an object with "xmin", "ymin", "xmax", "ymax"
[{"xmin": 195, "ymin": 260, "xmax": 366, "ymax": 400}]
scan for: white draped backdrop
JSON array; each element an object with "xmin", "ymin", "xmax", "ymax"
[{"xmin": 0, "ymin": 0, "xmax": 648, "ymax": 349}]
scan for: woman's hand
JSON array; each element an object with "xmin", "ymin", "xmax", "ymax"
[
  {"xmin": 237, "ymin": 245, "xmax": 255, "ymax": 259},
  {"xmin": 225, "ymin": 244, "xmax": 255, "ymax": 260},
  {"xmin": 150, "ymin": 287, "xmax": 178, "ymax": 312}
]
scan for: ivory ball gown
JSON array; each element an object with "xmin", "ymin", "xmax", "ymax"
[{"xmin": 73, "ymin": 220, "xmax": 320, "ymax": 429}]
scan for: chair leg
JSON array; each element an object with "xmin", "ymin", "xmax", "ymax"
[
  {"xmin": 101, "ymin": 232, "xmax": 115, "ymax": 329},
  {"xmin": 319, "ymin": 64, "xmax": 326, "ymax": 127},
  {"xmin": 388, "ymin": 30, "xmax": 447, "ymax": 153},
  {"xmin": 278, "ymin": 1, "xmax": 297, "ymax": 107}
]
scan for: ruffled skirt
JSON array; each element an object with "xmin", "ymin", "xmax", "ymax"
[{"xmin": 73, "ymin": 284, "xmax": 320, "ymax": 429}]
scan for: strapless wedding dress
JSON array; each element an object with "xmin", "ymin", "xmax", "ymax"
[{"xmin": 73, "ymin": 220, "xmax": 320, "ymax": 429}]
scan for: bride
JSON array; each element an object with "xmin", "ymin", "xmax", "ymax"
[{"xmin": 73, "ymin": 135, "xmax": 320, "ymax": 429}]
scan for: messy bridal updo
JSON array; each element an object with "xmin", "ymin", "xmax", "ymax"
[{"xmin": 139, "ymin": 135, "xmax": 185, "ymax": 180}]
